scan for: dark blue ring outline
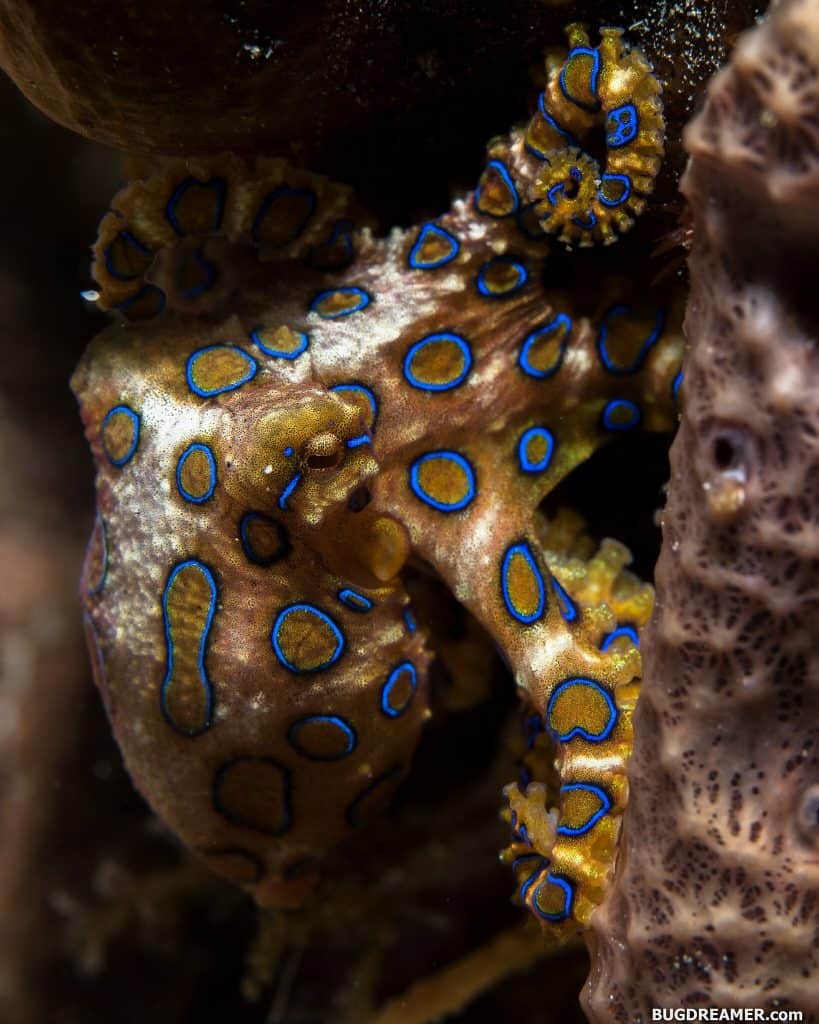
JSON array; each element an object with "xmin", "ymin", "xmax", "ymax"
[
  {"xmin": 518, "ymin": 425, "xmax": 555, "ymax": 473},
  {"xmin": 117, "ymin": 283, "xmax": 166, "ymax": 317},
  {"xmin": 250, "ymin": 186, "xmax": 317, "ymax": 246},
  {"xmin": 551, "ymin": 576, "xmax": 578, "ymax": 622},
  {"xmin": 277, "ymin": 472, "xmax": 303, "ymax": 511},
  {"xmin": 105, "ymin": 229, "xmax": 153, "ymax": 281},
  {"xmin": 307, "ymin": 218, "xmax": 355, "ymax": 270},
  {"xmin": 523, "ymin": 94, "xmax": 576, "ymax": 160},
  {"xmin": 519, "ymin": 862, "xmax": 547, "ymax": 903},
  {"xmin": 380, "ymin": 661, "xmax": 418, "ymax": 718},
  {"xmin": 251, "ymin": 326, "xmax": 310, "ymax": 360},
  {"xmin": 672, "ymin": 369, "xmax": 683, "ymax": 402},
  {"xmin": 523, "ymin": 710, "xmax": 545, "ymax": 751},
  {"xmin": 176, "ymin": 442, "xmax": 217, "ymax": 504},
  {"xmin": 165, "ymin": 177, "xmax": 227, "ymax": 237},
  {"xmin": 403, "ymin": 607, "xmax": 417, "ymax": 633},
  {"xmin": 88, "ymin": 513, "xmax": 109, "ymax": 596},
  {"xmin": 546, "ymin": 165, "xmax": 583, "ymax": 208},
  {"xmin": 606, "ymin": 103, "xmax": 639, "ymax": 148},
  {"xmin": 309, "ymin": 286, "xmax": 371, "ymax": 319},
  {"xmin": 601, "ymin": 398, "xmax": 642, "ymax": 432},
  {"xmin": 101, "ymin": 404, "xmax": 141, "ymax": 467},
  {"xmin": 600, "ymin": 623, "xmax": 640, "ymax": 652},
  {"xmin": 239, "ymin": 511, "xmax": 291, "ymax": 566},
  {"xmin": 571, "ymin": 210, "xmax": 598, "ymax": 231},
  {"xmin": 546, "ymin": 677, "xmax": 617, "ymax": 743},
  {"xmin": 345, "ymin": 764, "xmax": 404, "ymax": 828},
  {"xmin": 197, "ymin": 846, "xmax": 265, "ymax": 884},
  {"xmin": 476, "ymin": 256, "xmax": 528, "ymax": 299},
  {"xmin": 519, "ymin": 313, "xmax": 572, "ymax": 380},
  {"xmin": 559, "ymin": 46, "xmax": 601, "ymax": 111},
  {"xmin": 597, "ymin": 305, "xmax": 665, "ymax": 374},
  {"xmin": 475, "ymin": 159, "xmax": 520, "ymax": 217},
  {"xmin": 408, "ymin": 222, "xmax": 460, "ymax": 270},
  {"xmin": 409, "ymin": 450, "xmax": 477, "ymax": 513},
  {"xmin": 511, "ymin": 853, "xmax": 545, "ymax": 878},
  {"xmin": 338, "ymin": 588, "xmax": 374, "ymax": 612},
  {"xmin": 530, "ymin": 872, "xmax": 575, "ymax": 922},
  {"xmin": 212, "ymin": 756, "xmax": 292, "ymax": 836},
  {"xmin": 329, "ymin": 382, "xmax": 379, "ymax": 435},
  {"xmin": 556, "ymin": 782, "xmax": 613, "ymax": 836},
  {"xmin": 287, "ymin": 714, "xmax": 358, "ymax": 761},
  {"xmin": 160, "ymin": 558, "xmax": 217, "ymax": 736},
  {"xmin": 403, "ymin": 332, "xmax": 474, "ymax": 392},
  {"xmin": 271, "ymin": 602, "xmax": 346, "ymax": 674},
  {"xmin": 501, "ymin": 542, "xmax": 546, "ymax": 625},
  {"xmin": 179, "ymin": 248, "xmax": 218, "ymax": 300},
  {"xmin": 185, "ymin": 344, "xmax": 258, "ymax": 398},
  {"xmin": 598, "ymin": 173, "xmax": 633, "ymax": 209}
]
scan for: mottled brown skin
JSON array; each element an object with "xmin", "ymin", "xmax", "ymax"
[{"xmin": 584, "ymin": 1, "xmax": 819, "ymax": 1018}]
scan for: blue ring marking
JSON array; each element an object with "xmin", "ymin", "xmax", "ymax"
[
  {"xmin": 597, "ymin": 306, "xmax": 665, "ymax": 375},
  {"xmin": 101, "ymin": 405, "xmax": 140, "ymax": 467},
  {"xmin": 501, "ymin": 542, "xmax": 546, "ymax": 625},
  {"xmin": 271, "ymin": 603, "xmax": 345, "ymax": 674},
  {"xmin": 330, "ymin": 383, "xmax": 378, "ymax": 450},
  {"xmin": 278, "ymin": 472, "xmax": 302, "ymax": 510},
  {"xmin": 104, "ymin": 230, "xmax": 152, "ymax": 281},
  {"xmin": 160, "ymin": 559, "xmax": 216, "ymax": 736},
  {"xmin": 251, "ymin": 326, "xmax": 309, "ymax": 360},
  {"xmin": 284, "ymin": 446, "xmax": 294, "ymax": 457},
  {"xmin": 598, "ymin": 173, "xmax": 632, "ymax": 208},
  {"xmin": 287, "ymin": 714, "xmax": 357, "ymax": 761},
  {"xmin": 251, "ymin": 186, "xmax": 317, "ymax": 246},
  {"xmin": 212, "ymin": 757, "xmax": 291, "ymax": 836},
  {"xmin": 525, "ymin": 95, "xmax": 577, "ymax": 159},
  {"xmin": 307, "ymin": 218, "xmax": 355, "ymax": 270},
  {"xmin": 531, "ymin": 873, "xmax": 574, "ymax": 922},
  {"xmin": 408, "ymin": 223, "xmax": 460, "ymax": 270},
  {"xmin": 559, "ymin": 47, "xmax": 601, "ymax": 111},
  {"xmin": 179, "ymin": 248, "xmax": 217, "ymax": 300},
  {"xmin": 519, "ymin": 862, "xmax": 546, "ymax": 903},
  {"xmin": 517, "ymin": 426, "xmax": 555, "ymax": 473},
  {"xmin": 546, "ymin": 677, "xmax": 618, "ymax": 743},
  {"xmin": 551, "ymin": 577, "xmax": 578, "ymax": 623},
  {"xmin": 166, "ymin": 177, "xmax": 227, "ymax": 237},
  {"xmin": 117, "ymin": 283, "xmax": 166, "ymax": 316},
  {"xmin": 602, "ymin": 398, "xmax": 641, "ymax": 432},
  {"xmin": 403, "ymin": 332, "xmax": 473, "ymax": 392},
  {"xmin": 523, "ymin": 711, "xmax": 544, "ymax": 751},
  {"xmin": 606, "ymin": 103, "xmax": 638, "ymax": 148},
  {"xmin": 512, "ymin": 854, "xmax": 544, "ymax": 876},
  {"xmin": 476, "ymin": 257, "xmax": 528, "ymax": 299},
  {"xmin": 556, "ymin": 783, "xmax": 613, "ymax": 836},
  {"xmin": 519, "ymin": 314, "xmax": 572, "ymax": 380},
  {"xmin": 239, "ymin": 512, "xmax": 291, "ymax": 566},
  {"xmin": 185, "ymin": 345, "xmax": 258, "ymax": 398},
  {"xmin": 380, "ymin": 661, "xmax": 418, "ymax": 718},
  {"xmin": 88, "ymin": 514, "xmax": 109, "ymax": 595},
  {"xmin": 672, "ymin": 369, "xmax": 683, "ymax": 402},
  {"xmin": 547, "ymin": 165, "xmax": 582, "ymax": 207},
  {"xmin": 338, "ymin": 588, "xmax": 373, "ymax": 612},
  {"xmin": 176, "ymin": 442, "xmax": 217, "ymax": 504},
  {"xmin": 572, "ymin": 210, "xmax": 598, "ymax": 230},
  {"xmin": 403, "ymin": 608, "xmax": 417, "ymax": 633},
  {"xmin": 409, "ymin": 450, "xmax": 477, "ymax": 513},
  {"xmin": 475, "ymin": 159, "xmax": 520, "ymax": 217},
  {"xmin": 309, "ymin": 287, "xmax": 371, "ymax": 319},
  {"xmin": 346, "ymin": 434, "xmax": 371, "ymax": 449},
  {"xmin": 600, "ymin": 623, "xmax": 640, "ymax": 652},
  {"xmin": 345, "ymin": 765, "xmax": 403, "ymax": 828}
]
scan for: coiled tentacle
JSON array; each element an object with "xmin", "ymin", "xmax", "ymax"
[{"xmin": 525, "ymin": 24, "xmax": 664, "ymax": 246}]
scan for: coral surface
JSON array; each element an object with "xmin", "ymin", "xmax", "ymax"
[{"xmin": 585, "ymin": 0, "xmax": 819, "ymax": 1018}]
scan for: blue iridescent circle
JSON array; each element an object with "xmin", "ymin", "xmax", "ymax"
[
  {"xmin": 380, "ymin": 661, "xmax": 418, "ymax": 718},
  {"xmin": 165, "ymin": 177, "xmax": 227, "ymax": 237},
  {"xmin": 309, "ymin": 287, "xmax": 371, "ymax": 319},
  {"xmin": 476, "ymin": 256, "xmax": 528, "ymax": 298},
  {"xmin": 251, "ymin": 327, "xmax": 309, "ymax": 360},
  {"xmin": 185, "ymin": 345, "xmax": 258, "ymax": 398},
  {"xmin": 176, "ymin": 443, "xmax": 217, "ymax": 503},
  {"xmin": 475, "ymin": 159, "xmax": 520, "ymax": 217},
  {"xmin": 403, "ymin": 333, "xmax": 473, "ymax": 392},
  {"xmin": 517, "ymin": 426, "xmax": 555, "ymax": 473},
  {"xmin": 546, "ymin": 677, "xmax": 617, "ymax": 743},
  {"xmin": 501, "ymin": 542, "xmax": 546, "ymax": 625},
  {"xmin": 337, "ymin": 588, "xmax": 373, "ymax": 612},
  {"xmin": 556, "ymin": 782, "xmax": 612, "ymax": 836},
  {"xmin": 408, "ymin": 223, "xmax": 460, "ymax": 270},
  {"xmin": 101, "ymin": 405, "xmax": 140, "ymax": 467},
  {"xmin": 531, "ymin": 872, "xmax": 575, "ymax": 922},
  {"xmin": 597, "ymin": 306, "xmax": 665, "ymax": 374},
  {"xmin": 409, "ymin": 450, "xmax": 477, "ymax": 513},
  {"xmin": 287, "ymin": 714, "xmax": 358, "ymax": 761},
  {"xmin": 601, "ymin": 398, "xmax": 641, "ymax": 432},
  {"xmin": 271, "ymin": 603, "xmax": 345, "ymax": 674},
  {"xmin": 606, "ymin": 103, "xmax": 638, "ymax": 148},
  {"xmin": 519, "ymin": 314, "xmax": 572, "ymax": 380},
  {"xmin": 600, "ymin": 624, "xmax": 640, "ymax": 652}
]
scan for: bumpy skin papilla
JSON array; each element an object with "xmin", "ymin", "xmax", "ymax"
[{"xmin": 76, "ymin": 24, "xmax": 679, "ymax": 921}]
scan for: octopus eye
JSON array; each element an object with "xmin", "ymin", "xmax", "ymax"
[{"xmin": 303, "ymin": 432, "xmax": 344, "ymax": 471}]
